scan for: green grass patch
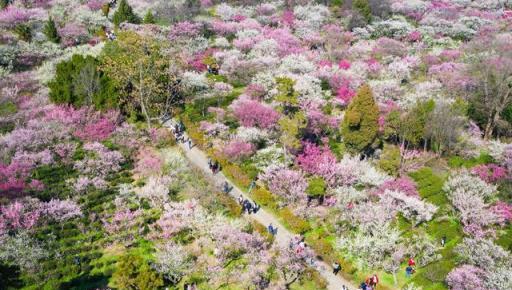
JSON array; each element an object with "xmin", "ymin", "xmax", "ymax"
[
  {"xmin": 0, "ymin": 100, "xmax": 17, "ymax": 116},
  {"xmin": 447, "ymin": 153, "xmax": 493, "ymax": 168},
  {"xmin": 409, "ymin": 167, "xmax": 447, "ymax": 207}
]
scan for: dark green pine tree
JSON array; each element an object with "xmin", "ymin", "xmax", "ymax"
[
  {"xmin": 112, "ymin": 0, "xmax": 141, "ymax": 27},
  {"xmin": 43, "ymin": 17, "xmax": 60, "ymax": 43},
  {"xmin": 143, "ymin": 10, "xmax": 156, "ymax": 24},
  {"xmin": 353, "ymin": 0, "xmax": 372, "ymax": 22},
  {"xmin": 0, "ymin": 0, "xmax": 11, "ymax": 9}
]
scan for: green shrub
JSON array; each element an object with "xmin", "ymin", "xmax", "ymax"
[
  {"xmin": 14, "ymin": 24, "xmax": 31, "ymax": 42},
  {"xmin": 307, "ymin": 177, "xmax": 326, "ymax": 198},
  {"xmin": 143, "ymin": 10, "xmax": 156, "ymax": 24},
  {"xmin": 448, "ymin": 153, "xmax": 493, "ymax": 168},
  {"xmin": 378, "ymin": 144, "xmax": 401, "ymax": 176},
  {"xmin": 32, "ymin": 164, "xmax": 77, "ymax": 201},
  {"xmin": 109, "ymin": 253, "xmax": 163, "ymax": 289},
  {"xmin": 353, "ymin": 0, "xmax": 371, "ymax": 21},
  {"xmin": 252, "ymin": 188, "xmax": 277, "ymax": 208},
  {"xmin": 0, "ymin": 100, "xmax": 16, "ymax": 117},
  {"xmin": 43, "ymin": 17, "xmax": 60, "ymax": 43},
  {"xmin": 279, "ymin": 207, "xmax": 311, "ymax": 234}
]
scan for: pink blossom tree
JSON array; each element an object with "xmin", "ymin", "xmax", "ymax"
[
  {"xmin": 0, "ymin": 201, "xmax": 40, "ymax": 234},
  {"xmin": 446, "ymin": 265, "xmax": 486, "ymax": 290},
  {"xmin": 259, "ymin": 166, "xmax": 308, "ymax": 203},
  {"xmin": 41, "ymin": 199, "xmax": 82, "ymax": 223},
  {"xmin": 222, "ymin": 139, "xmax": 255, "ymax": 161},
  {"xmin": 471, "ymin": 164, "xmax": 508, "ymax": 183},
  {"xmin": 230, "ymin": 97, "xmax": 280, "ymax": 129},
  {"xmin": 296, "ymin": 142, "xmax": 336, "ymax": 176},
  {"xmin": 133, "ymin": 147, "xmax": 163, "ymax": 178},
  {"xmin": 375, "ymin": 177, "xmax": 419, "ymax": 197},
  {"xmin": 491, "ymin": 201, "xmax": 512, "ymax": 224}
]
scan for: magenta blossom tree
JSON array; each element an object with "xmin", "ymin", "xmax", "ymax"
[
  {"xmin": 471, "ymin": 164, "xmax": 508, "ymax": 183},
  {"xmin": 296, "ymin": 142, "xmax": 336, "ymax": 176},
  {"xmin": 0, "ymin": 201, "xmax": 41, "ymax": 235}
]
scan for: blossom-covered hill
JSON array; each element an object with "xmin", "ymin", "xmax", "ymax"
[{"xmin": 1, "ymin": 0, "xmax": 512, "ymax": 289}]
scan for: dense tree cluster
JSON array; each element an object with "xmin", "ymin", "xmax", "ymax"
[{"xmin": 1, "ymin": 0, "xmax": 511, "ymax": 289}]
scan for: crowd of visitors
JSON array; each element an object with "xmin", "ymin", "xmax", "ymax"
[
  {"xmin": 238, "ymin": 194, "xmax": 260, "ymax": 214},
  {"xmin": 171, "ymin": 121, "xmax": 193, "ymax": 149},
  {"xmin": 207, "ymin": 158, "xmax": 221, "ymax": 174}
]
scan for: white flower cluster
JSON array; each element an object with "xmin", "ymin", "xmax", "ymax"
[
  {"xmin": 213, "ymin": 37, "xmax": 231, "ymax": 48},
  {"xmin": 293, "ymin": 4, "xmax": 330, "ymax": 30},
  {"xmin": 338, "ymin": 154, "xmax": 392, "ymax": 187},
  {"xmin": 444, "ymin": 172, "xmax": 497, "ymax": 200},
  {"xmin": 249, "ymin": 39, "xmax": 279, "ymax": 58},
  {"xmin": 278, "ymin": 54, "xmax": 316, "ymax": 75},
  {"xmin": 368, "ymin": 16, "xmax": 415, "ymax": 39},
  {"xmin": 287, "ymin": 74, "xmax": 324, "ymax": 102},
  {"xmin": 215, "ymin": 3, "xmax": 239, "ymax": 21},
  {"xmin": 251, "ymin": 144, "xmax": 292, "ymax": 171},
  {"xmin": 182, "ymin": 71, "xmax": 210, "ymax": 91},
  {"xmin": 381, "ymin": 190, "xmax": 438, "ymax": 225},
  {"xmin": 235, "ymin": 126, "xmax": 270, "ymax": 144},
  {"xmin": 368, "ymin": 79, "xmax": 403, "ymax": 103}
]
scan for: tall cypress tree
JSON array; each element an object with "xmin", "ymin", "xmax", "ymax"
[
  {"xmin": 143, "ymin": 10, "xmax": 156, "ymax": 24},
  {"xmin": 353, "ymin": 0, "xmax": 372, "ymax": 22},
  {"xmin": 112, "ymin": 0, "xmax": 140, "ymax": 27},
  {"xmin": 43, "ymin": 17, "xmax": 60, "ymax": 43},
  {"xmin": 341, "ymin": 84, "xmax": 379, "ymax": 152}
]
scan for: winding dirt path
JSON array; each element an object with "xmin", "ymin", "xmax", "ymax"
[{"xmin": 163, "ymin": 120, "xmax": 356, "ymax": 290}]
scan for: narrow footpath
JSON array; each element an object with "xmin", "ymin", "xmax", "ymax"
[{"xmin": 163, "ymin": 120, "xmax": 356, "ymax": 290}]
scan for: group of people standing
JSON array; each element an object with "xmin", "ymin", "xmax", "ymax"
[
  {"xmin": 207, "ymin": 158, "xmax": 221, "ymax": 174},
  {"xmin": 360, "ymin": 274, "xmax": 379, "ymax": 290},
  {"xmin": 238, "ymin": 194, "xmax": 260, "ymax": 214},
  {"xmin": 173, "ymin": 121, "xmax": 193, "ymax": 149}
]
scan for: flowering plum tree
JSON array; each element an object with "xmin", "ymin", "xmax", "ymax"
[
  {"xmin": 259, "ymin": 166, "xmax": 307, "ymax": 203},
  {"xmin": 230, "ymin": 97, "xmax": 280, "ymax": 129}
]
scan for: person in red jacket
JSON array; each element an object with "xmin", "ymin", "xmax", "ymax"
[
  {"xmin": 370, "ymin": 274, "xmax": 379, "ymax": 287},
  {"xmin": 408, "ymin": 257, "xmax": 416, "ymax": 267}
]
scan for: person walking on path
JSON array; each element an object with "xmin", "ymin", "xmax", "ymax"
[
  {"xmin": 408, "ymin": 257, "xmax": 416, "ymax": 267},
  {"xmin": 333, "ymin": 262, "xmax": 342, "ymax": 275},
  {"xmin": 368, "ymin": 274, "xmax": 378, "ymax": 287},
  {"xmin": 248, "ymin": 179, "xmax": 256, "ymax": 193},
  {"xmin": 222, "ymin": 181, "xmax": 230, "ymax": 194},
  {"xmin": 359, "ymin": 281, "xmax": 367, "ymax": 290},
  {"xmin": 441, "ymin": 235, "xmax": 446, "ymax": 247},
  {"xmin": 406, "ymin": 265, "xmax": 414, "ymax": 278},
  {"xmin": 268, "ymin": 223, "xmax": 277, "ymax": 236}
]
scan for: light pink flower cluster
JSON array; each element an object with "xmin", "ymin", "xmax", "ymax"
[{"xmin": 223, "ymin": 139, "xmax": 255, "ymax": 160}]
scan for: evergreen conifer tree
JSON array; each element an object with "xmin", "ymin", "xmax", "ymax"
[
  {"xmin": 43, "ymin": 17, "xmax": 60, "ymax": 43},
  {"xmin": 112, "ymin": 0, "xmax": 140, "ymax": 27},
  {"xmin": 143, "ymin": 10, "xmax": 156, "ymax": 24},
  {"xmin": 341, "ymin": 84, "xmax": 379, "ymax": 152}
]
